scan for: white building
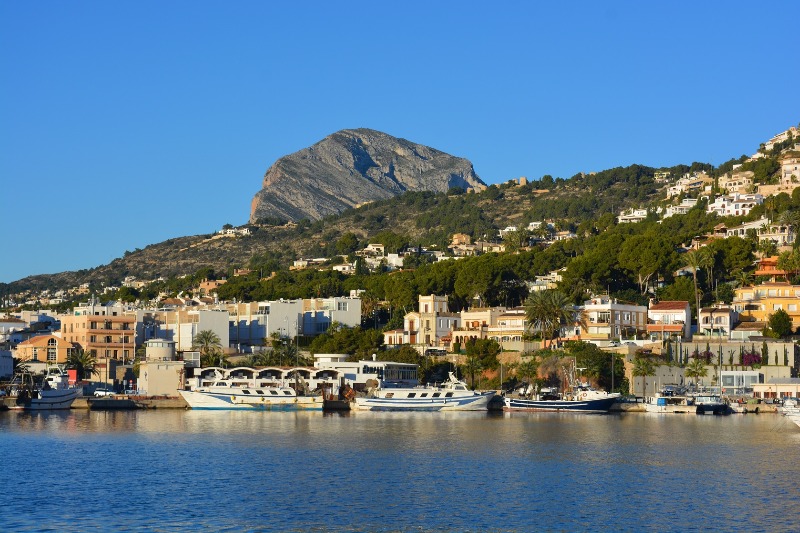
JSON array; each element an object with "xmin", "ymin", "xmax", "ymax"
[
  {"xmin": 706, "ymin": 193, "xmax": 764, "ymax": 217},
  {"xmin": 663, "ymin": 198, "xmax": 699, "ymax": 218},
  {"xmin": 617, "ymin": 208, "xmax": 649, "ymax": 224},
  {"xmin": 580, "ymin": 296, "xmax": 648, "ymax": 343}
]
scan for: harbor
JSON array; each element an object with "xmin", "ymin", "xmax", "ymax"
[{"xmin": 2, "ymin": 408, "xmax": 799, "ymax": 532}]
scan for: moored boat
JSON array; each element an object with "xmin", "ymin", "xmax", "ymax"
[
  {"xmin": 178, "ymin": 377, "xmax": 322, "ymax": 410},
  {"xmin": 2, "ymin": 369, "xmax": 81, "ymax": 411},
  {"xmin": 504, "ymin": 385, "xmax": 620, "ymax": 413},
  {"xmin": 691, "ymin": 393, "xmax": 730, "ymax": 415},
  {"xmin": 643, "ymin": 392, "xmax": 696, "ymax": 414},
  {"xmin": 354, "ymin": 372, "xmax": 494, "ymax": 411},
  {"xmin": 504, "ymin": 358, "xmax": 620, "ymax": 413}
]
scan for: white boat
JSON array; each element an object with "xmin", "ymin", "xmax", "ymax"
[
  {"xmin": 644, "ymin": 386, "xmax": 696, "ymax": 414},
  {"xmin": 178, "ymin": 377, "xmax": 323, "ymax": 410},
  {"xmin": 354, "ymin": 372, "xmax": 495, "ymax": 411},
  {"xmin": 2, "ymin": 370, "xmax": 81, "ymax": 410}
]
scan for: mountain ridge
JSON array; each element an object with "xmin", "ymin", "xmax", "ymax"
[{"xmin": 249, "ymin": 128, "xmax": 485, "ymax": 222}]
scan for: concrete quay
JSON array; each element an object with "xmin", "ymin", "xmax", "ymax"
[{"xmin": 72, "ymin": 395, "xmax": 188, "ymax": 410}]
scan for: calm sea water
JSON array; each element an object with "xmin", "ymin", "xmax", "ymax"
[{"xmin": 1, "ymin": 409, "xmax": 798, "ymax": 532}]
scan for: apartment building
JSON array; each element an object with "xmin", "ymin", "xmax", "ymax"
[
  {"xmin": 60, "ymin": 301, "xmax": 136, "ymax": 361},
  {"xmin": 733, "ymin": 282, "xmax": 800, "ymax": 331},
  {"xmin": 580, "ymin": 296, "xmax": 648, "ymax": 342}
]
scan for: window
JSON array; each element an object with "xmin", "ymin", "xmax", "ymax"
[
  {"xmin": 47, "ymin": 348, "xmax": 56, "ymax": 362},
  {"xmin": 337, "ymin": 302, "xmax": 348, "ymax": 312},
  {"xmin": 408, "ymin": 393, "xmax": 416, "ymax": 398}
]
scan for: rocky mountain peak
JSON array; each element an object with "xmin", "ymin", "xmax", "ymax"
[{"xmin": 249, "ymin": 128, "xmax": 485, "ymax": 223}]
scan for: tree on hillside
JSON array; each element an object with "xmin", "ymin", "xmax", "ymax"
[
  {"xmin": 767, "ymin": 309, "xmax": 793, "ymax": 338},
  {"xmin": 681, "ymin": 250, "xmax": 703, "ymax": 327},
  {"xmin": 525, "ymin": 290, "xmax": 585, "ymax": 347},
  {"xmin": 618, "ymin": 234, "xmax": 677, "ymax": 295}
]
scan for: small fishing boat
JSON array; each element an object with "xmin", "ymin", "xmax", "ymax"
[
  {"xmin": 691, "ymin": 393, "xmax": 730, "ymax": 415},
  {"xmin": 504, "ymin": 384, "xmax": 620, "ymax": 413},
  {"xmin": 504, "ymin": 359, "xmax": 620, "ymax": 413},
  {"xmin": 354, "ymin": 372, "xmax": 494, "ymax": 411},
  {"xmin": 2, "ymin": 369, "xmax": 81, "ymax": 410}
]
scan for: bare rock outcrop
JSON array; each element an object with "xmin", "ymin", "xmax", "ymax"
[{"xmin": 250, "ymin": 128, "xmax": 484, "ymax": 222}]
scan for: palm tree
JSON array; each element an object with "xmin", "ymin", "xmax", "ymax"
[
  {"xmin": 778, "ymin": 208, "xmax": 800, "ymax": 246},
  {"xmin": 632, "ymin": 353, "xmax": 657, "ymax": 399},
  {"xmin": 516, "ymin": 356, "xmax": 539, "ymax": 397},
  {"xmin": 67, "ymin": 348, "xmax": 99, "ymax": 381},
  {"xmin": 193, "ymin": 330, "xmax": 223, "ymax": 367},
  {"xmin": 525, "ymin": 290, "xmax": 585, "ymax": 348},
  {"xmin": 682, "ymin": 250, "xmax": 703, "ymax": 329},
  {"xmin": 684, "ymin": 358, "xmax": 708, "ymax": 388},
  {"xmin": 734, "ymin": 270, "xmax": 753, "ymax": 288},
  {"xmin": 698, "ymin": 246, "xmax": 717, "ymax": 301}
]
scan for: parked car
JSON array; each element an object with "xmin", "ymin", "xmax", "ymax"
[
  {"xmin": 94, "ymin": 388, "xmax": 115, "ymax": 397},
  {"xmin": 608, "ymin": 341, "xmax": 620, "ymax": 347}
]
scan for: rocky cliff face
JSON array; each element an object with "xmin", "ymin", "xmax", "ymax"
[{"xmin": 250, "ymin": 128, "xmax": 485, "ymax": 222}]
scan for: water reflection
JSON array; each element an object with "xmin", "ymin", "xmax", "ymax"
[{"xmin": 1, "ymin": 409, "xmax": 799, "ymax": 531}]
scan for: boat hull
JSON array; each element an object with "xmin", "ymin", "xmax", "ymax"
[
  {"xmin": 5, "ymin": 388, "xmax": 81, "ymax": 410},
  {"xmin": 503, "ymin": 396, "xmax": 617, "ymax": 413},
  {"xmin": 355, "ymin": 392, "xmax": 494, "ymax": 411},
  {"xmin": 179, "ymin": 389, "xmax": 323, "ymax": 410}
]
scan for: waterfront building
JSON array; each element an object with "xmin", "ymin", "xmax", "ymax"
[
  {"xmin": 401, "ymin": 295, "xmax": 460, "ymax": 350},
  {"xmin": 14, "ymin": 334, "xmax": 78, "ymax": 365},
  {"xmin": 59, "ymin": 301, "xmax": 136, "ymax": 362},
  {"xmin": 752, "ymin": 377, "xmax": 800, "ymax": 401}
]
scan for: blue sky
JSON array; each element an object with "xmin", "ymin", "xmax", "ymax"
[{"xmin": 1, "ymin": 1, "xmax": 798, "ymax": 283}]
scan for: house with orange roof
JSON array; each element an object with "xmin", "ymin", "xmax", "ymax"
[
  {"xmin": 15, "ymin": 334, "xmax": 78, "ymax": 364},
  {"xmin": 646, "ymin": 301, "xmax": 691, "ymax": 341}
]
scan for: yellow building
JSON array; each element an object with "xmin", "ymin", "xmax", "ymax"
[
  {"xmin": 732, "ymin": 281, "xmax": 800, "ymax": 331},
  {"xmin": 15, "ymin": 334, "xmax": 78, "ymax": 364}
]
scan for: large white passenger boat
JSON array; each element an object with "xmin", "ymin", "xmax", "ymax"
[
  {"xmin": 179, "ymin": 378, "xmax": 322, "ymax": 410},
  {"xmin": 354, "ymin": 372, "xmax": 494, "ymax": 411}
]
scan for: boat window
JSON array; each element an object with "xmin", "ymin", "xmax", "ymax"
[
  {"xmin": 420, "ymin": 393, "xmax": 428, "ymax": 397},
  {"xmin": 455, "ymin": 386, "xmax": 465, "ymax": 390},
  {"xmin": 432, "ymin": 393, "xmax": 441, "ymax": 398},
  {"xmin": 270, "ymin": 391, "xmax": 278, "ymax": 395},
  {"xmin": 242, "ymin": 390, "xmax": 251, "ymax": 395},
  {"xmin": 283, "ymin": 391, "xmax": 293, "ymax": 395},
  {"xmin": 408, "ymin": 393, "xmax": 416, "ymax": 398},
  {"xmin": 385, "ymin": 393, "xmax": 394, "ymax": 398},
  {"xmin": 445, "ymin": 393, "xmax": 454, "ymax": 397},
  {"xmin": 256, "ymin": 390, "xmax": 264, "ymax": 395}
]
